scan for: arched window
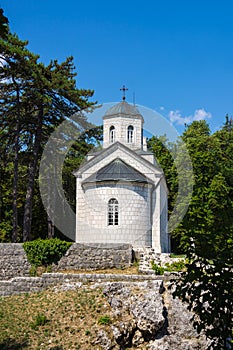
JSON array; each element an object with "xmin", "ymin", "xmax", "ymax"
[
  {"xmin": 127, "ymin": 125, "xmax": 134, "ymax": 143},
  {"xmin": 108, "ymin": 198, "xmax": 118, "ymax": 225},
  {"xmin": 109, "ymin": 126, "xmax": 115, "ymax": 143}
]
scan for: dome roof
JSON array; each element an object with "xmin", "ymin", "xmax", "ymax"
[{"xmin": 103, "ymin": 101, "xmax": 143, "ymax": 120}]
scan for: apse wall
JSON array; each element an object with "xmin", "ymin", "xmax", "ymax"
[{"xmin": 76, "ymin": 181, "xmax": 152, "ymax": 247}]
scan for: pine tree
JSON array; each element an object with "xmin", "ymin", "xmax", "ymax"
[{"xmin": 0, "ymin": 31, "xmax": 95, "ymax": 241}]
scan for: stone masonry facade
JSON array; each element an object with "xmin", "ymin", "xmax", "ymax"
[
  {"xmin": 103, "ymin": 114, "xmax": 143, "ymax": 150},
  {"xmin": 76, "ymin": 145, "xmax": 169, "ymax": 251},
  {"xmin": 54, "ymin": 243, "xmax": 133, "ymax": 270},
  {"xmin": 77, "ymin": 182, "xmax": 152, "ymax": 246},
  {"xmin": 0, "ymin": 243, "xmax": 31, "ymax": 280}
]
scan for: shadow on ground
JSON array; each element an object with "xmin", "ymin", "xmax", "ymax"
[
  {"xmin": 0, "ymin": 339, "xmax": 28, "ymax": 350},
  {"xmin": 0, "ymin": 339, "xmax": 64, "ymax": 350}
]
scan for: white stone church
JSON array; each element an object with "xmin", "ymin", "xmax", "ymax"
[{"xmin": 74, "ymin": 97, "xmax": 170, "ymax": 253}]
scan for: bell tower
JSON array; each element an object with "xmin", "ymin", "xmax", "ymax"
[{"xmin": 102, "ymin": 90, "xmax": 144, "ymax": 150}]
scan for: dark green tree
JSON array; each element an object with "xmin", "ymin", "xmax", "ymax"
[
  {"xmin": 62, "ymin": 125, "xmax": 103, "ymax": 211},
  {"xmin": 0, "ymin": 30, "xmax": 95, "ymax": 241},
  {"xmin": 0, "ymin": 33, "xmax": 39, "ymax": 241},
  {"xmin": 0, "ymin": 8, "xmax": 8, "ymax": 39},
  {"xmin": 172, "ymin": 119, "xmax": 233, "ymax": 349}
]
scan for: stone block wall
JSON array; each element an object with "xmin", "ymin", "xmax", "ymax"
[
  {"xmin": 0, "ymin": 243, "xmax": 31, "ymax": 280},
  {"xmin": 0, "ymin": 273, "xmax": 164, "ymax": 296},
  {"xmin": 77, "ymin": 182, "xmax": 152, "ymax": 247},
  {"xmin": 103, "ymin": 115, "xmax": 143, "ymax": 150},
  {"xmin": 54, "ymin": 243, "xmax": 133, "ymax": 271}
]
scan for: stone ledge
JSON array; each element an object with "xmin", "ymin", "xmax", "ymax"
[{"xmin": 0, "ymin": 272, "xmax": 172, "ymax": 296}]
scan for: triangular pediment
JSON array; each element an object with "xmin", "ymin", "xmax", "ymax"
[
  {"xmin": 73, "ymin": 142, "xmax": 164, "ymax": 185},
  {"xmin": 82, "ymin": 158, "xmax": 153, "ymax": 185}
]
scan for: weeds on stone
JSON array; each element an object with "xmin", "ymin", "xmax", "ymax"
[
  {"xmin": 151, "ymin": 259, "xmax": 187, "ymax": 274},
  {"xmin": 151, "ymin": 261, "xmax": 165, "ymax": 275}
]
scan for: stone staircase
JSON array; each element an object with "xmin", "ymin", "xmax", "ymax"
[{"xmin": 134, "ymin": 248, "xmax": 173, "ymax": 274}]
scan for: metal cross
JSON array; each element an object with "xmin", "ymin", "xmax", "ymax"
[{"xmin": 120, "ymin": 85, "xmax": 128, "ymax": 101}]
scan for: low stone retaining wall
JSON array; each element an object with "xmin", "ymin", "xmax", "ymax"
[
  {"xmin": 0, "ymin": 243, "xmax": 31, "ymax": 280},
  {"xmin": 55, "ymin": 243, "xmax": 133, "ymax": 271},
  {"xmin": 0, "ymin": 272, "xmax": 166, "ymax": 296},
  {"xmin": 0, "ymin": 243, "xmax": 133, "ymax": 281}
]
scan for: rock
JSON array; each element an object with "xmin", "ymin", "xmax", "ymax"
[
  {"xmin": 147, "ymin": 282, "xmax": 211, "ymax": 350},
  {"xmin": 132, "ymin": 329, "xmax": 144, "ymax": 346},
  {"xmin": 94, "ymin": 329, "xmax": 113, "ymax": 350},
  {"xmin": 130, "ymin": 290, "xmax": 165, "ymax": 339},
  {"xmin": 98, "ymin": 280, "xmax": 210, "ymax": 350},
  {"xmin": 111, "ymin": 326, "xmax": 122, "ymax": 343},
  {"xmin": 103, "ymin": 281, "xmax": 166, "ymax": 347}
]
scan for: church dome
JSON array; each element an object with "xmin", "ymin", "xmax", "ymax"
[{"xmin": 103, "ymin": 101, "xmax": 143, "ymax": 120}]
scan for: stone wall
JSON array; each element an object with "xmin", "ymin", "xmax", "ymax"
[
  {"xmin": 0, "ymin": 243, "xmax": 31, "ymax": 280},
  {"xmin": 103, "ymin": 114, "xmax": 143, "ymax": 150},
  {"xmin": 54, "ymin": 243, "xmax": 133, "ymax": 271},
  {"xmin": 0, "ymin": 272, "xmax": 164, "ymax": 296},
  {"xmin": 135, "ymin": 248, "xmax": 184, "ymax": 274},
  {"xmin": 76, "ymin": 182, "xmax": 152, "ymax": 247}
]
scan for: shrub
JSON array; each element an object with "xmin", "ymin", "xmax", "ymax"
[
  {"xmin": 151, "ymin": 259, "xmax": 186, "ymax": 274},
  {"xmin": 23, "ymin": 238, "xmax": 72, "ymax": 266},
  {"xmin": 151, "ymin": 261, "xmax": 165, "ymax": 275},
  {"xmin": 170, "ymin": 253, "xmax": 186, "ymax": 259}
]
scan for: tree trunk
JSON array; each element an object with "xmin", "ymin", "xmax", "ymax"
[
  {"xmin": 12, "ymin": 83, "xmax": 20, "ymax": 242},
  {"xmin": 23, "ymin": 108, "xmax": 43, "ymax": 241},
  {"xmin": 47, "ymin": 171, "xmax": 54, "ymax": 239},
  {"xmin": 12, "ymin": 120, "xmax": 19, "ymax": 242}
]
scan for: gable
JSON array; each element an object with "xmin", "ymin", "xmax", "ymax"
[
  {"xmin": 73, "ymin": 142, "xmax": 163, "ymax": 185},
  {"xmin": 82, "ymin": 158, "xmax": 154, "ymax": 185}
]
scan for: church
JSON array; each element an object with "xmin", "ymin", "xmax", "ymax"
[{"xmin": 74, "ymin": 92, "xmax": 170, "ymax": 253}]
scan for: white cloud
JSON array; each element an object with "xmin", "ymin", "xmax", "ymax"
[
  {"xmin": 159, "ymin": 106, "xmax": 165, "ymax": 111},
  {"xmin": 168, "ymin": 108, "xmax": 212, "ymax": 125}
]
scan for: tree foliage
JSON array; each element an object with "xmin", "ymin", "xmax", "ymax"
[
  {"xmin": 0, "ymin": 18, "xmax": 96, "ymax": 242},
  {"xmin": 0, "ymin": 8, "xmax": 8, "ymax": 39},
  {"xmin": 172, "ymin": 120, "xmax": 233, "ymax": 349},
  {"xmin": 148, "ymin": 120, "xmax": 233, "ymax": 348}
]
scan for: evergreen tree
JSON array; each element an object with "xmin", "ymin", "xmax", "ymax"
[
  {"xmin": 0, "ymin": 30, "xmax": 95, "ymax": 241},
  {"xmin": 0, "ymin": 8, "xmax": 8, "ymax": 39}
]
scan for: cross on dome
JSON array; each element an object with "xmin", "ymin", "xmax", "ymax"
[{"xmin": 120, "ymin": 85, "xmax": 128, "ymax": 101}]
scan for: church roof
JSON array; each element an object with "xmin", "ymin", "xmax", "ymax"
[
  {"xmin": 103, "ymin": 101, "xmax": 143, "ymax": 120},
  {"xmin": 82, "ymin": 158, "xmax": 152, "ymax": 184}
]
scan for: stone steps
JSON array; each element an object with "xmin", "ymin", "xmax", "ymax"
[{"xmin": 135, "ymin": 248, "xmax": 175, "ymax": 274}]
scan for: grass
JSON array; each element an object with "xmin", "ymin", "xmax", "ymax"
[
  {"xmin": 170, "ymin": 253, "xmax": 186, "ymax": 259},
  {"xmin": 98, "ymin": 315, "xmax": 111, "ymax": 325},
  {"xmin": 0, "ymin": 286, "xmax": 114, "ymax": 350}
]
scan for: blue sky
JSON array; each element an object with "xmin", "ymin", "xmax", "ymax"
[{"xmin": 1, "ymin": 0, "xmax": 233, "ymax": 134}]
